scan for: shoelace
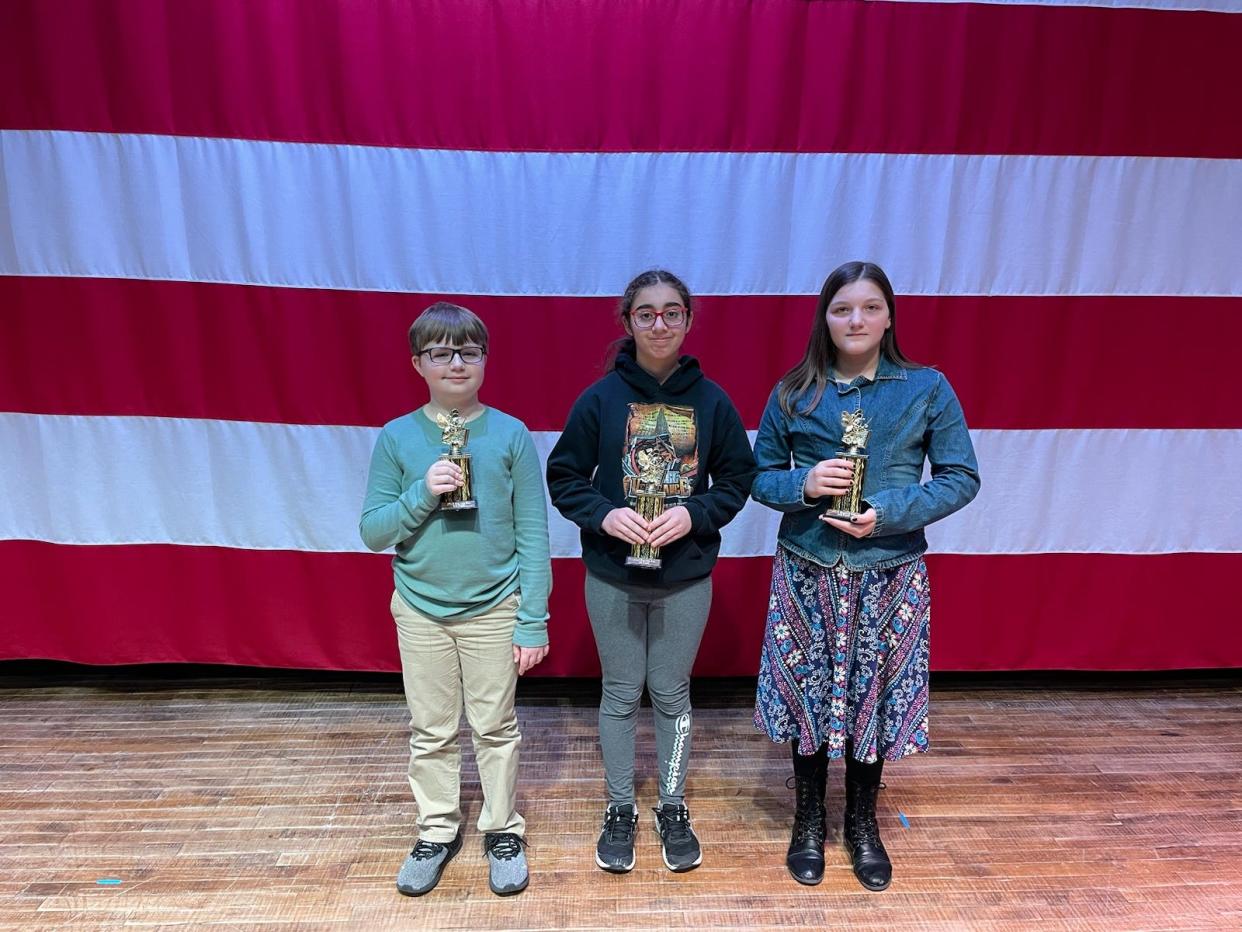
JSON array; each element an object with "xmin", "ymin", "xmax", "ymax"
[
  {"xmin": 602, "ymin": 809, "xmax": 637, "ymax": 844},
  {"xmin": 785, "ymin": 776, "xmax": 826, "ymax": 843},
  {"xmin": 850, "ymin": 782, "xmax": 886, "ymax": 845},
  {"xmin": 654, "ymin": 806, "xmax": 694, "ymax": 844},
  {"xmin": 484, "ymin": 832, "xmax": 526, "ymax": 861},
  {"xmin": 410, "ymin": 839, "xmax": 446, "ymax": 861},
  {"xmin": 785, "ymin": 774, "xmax": 827, "ymax": 813}
]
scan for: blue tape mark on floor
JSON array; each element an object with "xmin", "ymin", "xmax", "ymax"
[
  {"xmin": 898, "ymin": 812, "xmax": 910, "ymax": 829},
  {"xmin": 96, "ymin": 879, "xmax": 122, "ymax": 885}
]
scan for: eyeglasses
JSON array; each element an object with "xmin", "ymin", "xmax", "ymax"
[
  {"xmin": 629, "ymin": 306, "xmax": 688, "ymax": 330},
  {"xmin": 419, "ymin": 346, "xmax": 486, "ymax": 366}
]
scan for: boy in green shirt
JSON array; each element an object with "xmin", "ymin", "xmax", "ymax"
[{"xmin": 360, "ymin": 302, "xmax": 552, "ymax": 897}]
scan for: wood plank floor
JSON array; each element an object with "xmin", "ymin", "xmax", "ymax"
[{"xmin": 1, "ymin": 667, "xmax": 1240, "ymax": 930}]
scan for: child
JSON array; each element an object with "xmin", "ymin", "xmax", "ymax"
[
  {"xmin": 546, "ymin": 270, "xmax": 756, "ymax": 874},
  {"xmin": 751, "ymin": 261, "xmax": 980, "ymax": 891},
  {"xmin": 359, "ymin": 302, "xmax": 552, "ymax": 897}
]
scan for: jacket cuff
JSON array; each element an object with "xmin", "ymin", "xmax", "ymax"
[
  {"xmin": 867, "ymin": 498, "xmax": 886, "ymax": 535},
  {"xmin": 789, "ymin": 466, "xmax": 815, "ymax": 507}
]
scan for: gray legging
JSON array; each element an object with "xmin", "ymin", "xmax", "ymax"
[{"xmin": 584, "ymin": 571, "xmax": 712, "ymax": 808}]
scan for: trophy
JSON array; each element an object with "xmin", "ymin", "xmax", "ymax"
[
  {"xmin": 624, "ymin": 409, "xmax": 679, "ymax": 570},
  {"xmin": 625, "ymin": 476, "xmax": 665, "ymax": 570},
  {"xmin": 435, "ymin": 409, "xmax": 477, "ymax": 511},
  {"xmin": 823, "ymin": 409, "xmax": 870, "ymax": 520}
]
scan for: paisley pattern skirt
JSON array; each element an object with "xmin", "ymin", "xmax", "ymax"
[{"xmin": 754, "ymin": 544, "xmax": 932, "ymax": 763}]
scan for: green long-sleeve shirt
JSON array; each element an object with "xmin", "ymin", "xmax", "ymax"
[{"xmin": 359, "ymin": 407, "xmax": 552, "ymax": 647}]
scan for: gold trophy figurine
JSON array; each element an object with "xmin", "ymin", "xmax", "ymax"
[
  {"xmin": 435, "ymin": 408, "xmax": 477, "ymax": 511},
  {"xmin": 625, "ymin": 476, "xmax": 666, "ymax": 570},
  {"xmin": 823, "ymin": 409, "xmax": 870, "ymax": 520}
]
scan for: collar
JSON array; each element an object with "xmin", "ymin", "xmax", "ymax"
[{"xmin": 833, "ymin": 355, "xmax": 908, "ymax": 392}]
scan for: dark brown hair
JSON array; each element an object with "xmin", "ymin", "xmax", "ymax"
[
  {"xmin": 604, "ymin": 269, "xmax": 693, "ymax": 371},
  {"xmin": 407, "ymin": 301, "xmax": 489, "ymax": 355},
  {"xmin": 777, "ymin": 261, "xmax": 919, "ymax": 416}
]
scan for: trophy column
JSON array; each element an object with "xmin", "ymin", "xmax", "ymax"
[
  {"xmin": 823, "ymin": 409, "xmax": 871, "ymax": 520},
  {"xmin": 625, "ymin": 482, "xmax": 665, "ymax": 569},
  {"xmin": 436, "ymin": 408, "xmax": 478, "ymax": 511}
]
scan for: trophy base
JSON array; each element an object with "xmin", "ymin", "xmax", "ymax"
[
  {"xmin": 441, "ymin": 499, "xmax": 477, "ymax": 511},
  {"xmin": 625, "ymin": 555, "xmax": 662, "ymax": 570},
  {"xmin": 822, "ymin": 508, "xmax": 859, "ymax": 521}
]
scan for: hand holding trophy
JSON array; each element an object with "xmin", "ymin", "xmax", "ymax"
[
  {"xmin": 822, "ymin": 409, "xmax": 870, "ymax": 520},
  {"xmin": 435, "ymin": 409, "xmax": 477, "ymax": 511},
  {"xmin": 624, "ymin": 476, "xmax": 665, "ymax": 569}
]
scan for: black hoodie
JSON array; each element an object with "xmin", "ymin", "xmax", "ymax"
[{"xmin": 546, "ymin": 351, "xmax": 757, "ymax": 585}]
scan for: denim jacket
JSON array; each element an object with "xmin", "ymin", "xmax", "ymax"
[{"xmin": 751, "ymin": 357, "xmax": 980, "ymax": 570}]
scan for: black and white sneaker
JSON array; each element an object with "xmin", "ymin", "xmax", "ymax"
[
  {"xmin": 595, "ymin": 803, "xmax": 639, "ymax": 872},
  {"xmin": 653, "ymin": 803, "xmax": 702, "ymax": 872}
]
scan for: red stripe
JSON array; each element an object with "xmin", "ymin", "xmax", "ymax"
[
  {"xmin": 2, "ymin": 1, "xmax": 1238, "ymax": 157},
  {"xmin": 3, "ymin": 276, "xmax": 1240, "ymax": 430},
  {"xmin": 2, "ymin": 543, "xmax": 1238, "ymax": 673}
]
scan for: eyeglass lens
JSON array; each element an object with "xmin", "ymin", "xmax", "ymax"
[{"xmin": 425, "ymin": 346, "xmax": 485, "ymax": 365}]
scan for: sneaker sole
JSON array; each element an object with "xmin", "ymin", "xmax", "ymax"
[
  {"xmin": 594, "ymin": 851, "xmax": 636, "ymax": 873},
  {"xmin": 490, "ymin": 875, "xmax": 530, "ymax": 897},
  {"xmin": 661, "ymin": 848, "xmax": 702, "ymax": 873},
  {"xmin": 655, "ymin": 822, "xmax": 702, "ymax": 873}
]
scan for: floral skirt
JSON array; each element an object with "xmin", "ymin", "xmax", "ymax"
[{"xmin": 754, "ymin": 545, "xmax": 932, "ymax": 763}]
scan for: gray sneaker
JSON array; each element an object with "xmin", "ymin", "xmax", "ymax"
[
  {"xmin": 483, "ymin": 832, "xmax": 529, "ymax": 896},
  {"xmin": 396, "ymin": 832, "xmax": 462, "ymax": 896}
]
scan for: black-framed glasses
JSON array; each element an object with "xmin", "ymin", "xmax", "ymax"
[
  {"xmin": 419, "ymin": 345, "xmax": 486, "ymax": 366},
  {"xmin": 629, "ymin": 306, "xmax": 688, "ymax": 330}
]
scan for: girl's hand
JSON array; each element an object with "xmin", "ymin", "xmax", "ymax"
[
  {"xmin": 803, "ymin": 458, "xmax": 855, "ymax": 499},
  {"xmin": 820, "ymin": 507, "xmax": 876, "ymax": 539},
  {"xmin": 513, "ymin": 644, "xmax": 549, "ymax": 676},
  {"xmin": 601, "ymin": 507, "xmax": 650, "ymax": 545},
  {"xmin": 425, "ymin": 460, "xmax": 464, "ymax": 496},
  {"xmin": 647, "ymin": 505, "xmax": 692, "ymax": 549}
]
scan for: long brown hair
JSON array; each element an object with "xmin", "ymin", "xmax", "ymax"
[{"xmin": 777, "ymin": 261, "xmax": 919, "ymax": 417}]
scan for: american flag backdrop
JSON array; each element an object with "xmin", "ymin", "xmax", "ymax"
[{"xmin": 1, "ymin": 0, "xmax": 1240, "ymax": 675}]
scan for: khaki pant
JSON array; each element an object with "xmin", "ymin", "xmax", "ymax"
[{"xmin": 391, "ymin": 590, "xmax": 524, "ymax": 842}]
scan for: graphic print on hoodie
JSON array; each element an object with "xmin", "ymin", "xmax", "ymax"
[
  {"xmin": 622, "ymin": 403, "xmax": 698, "ymax": 503},
  {"xmin": 545, "ymin": 351, "xmax": 757, "ymax": 585}
]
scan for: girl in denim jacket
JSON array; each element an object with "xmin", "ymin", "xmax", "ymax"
[{"xmin": 752, "ymin": 261, "xmax": 980, "ymax": 891}]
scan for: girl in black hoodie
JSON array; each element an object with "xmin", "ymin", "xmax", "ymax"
[{"xmin": 546, "ymin": 269, "xmax": 756, "ymax": 875}]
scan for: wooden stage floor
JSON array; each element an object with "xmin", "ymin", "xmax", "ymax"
[{"xmin": 2, "ymin": 667, "xmax": 1240, "ymax": 930}]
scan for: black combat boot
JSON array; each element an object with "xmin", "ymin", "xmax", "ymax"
[
  {"xmin": 843, "ymin": 755, "xmax": 891, "ymax": 891},
  {"xmin": 785, "ymin": 741, "xmax": 827, "ymax": 885}
]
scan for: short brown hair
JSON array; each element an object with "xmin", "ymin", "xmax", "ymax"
[{"xmin": 407, "ymin": 302, "xmax": 489, "ymax": 355}]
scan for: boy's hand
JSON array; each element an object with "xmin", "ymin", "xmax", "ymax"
[
  {"xmin": 601, "ymin": 507, "xmax": 650, "ymax": 545},
  {"xmin": 803, "ymin": 458, "xmax": 855, "ymax": 499},
  {"xmin": 513, "ymin": 644, "xmax": 549, "ymax": 676},
  {"xmin": 820, "ymin": 507, "xmax": 877, "ymax": 538},
  {"xmin": 425, "ymin": 459, "xmax": 464, "ymax": 496},
  {"xmin": 647, "ymin": 505, "xmax": 692, "ymax": 548}
]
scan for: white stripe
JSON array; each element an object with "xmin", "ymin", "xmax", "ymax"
[
  {"xmin": 2, "ymin": 414, "xmax": 1239, "ymax": 555},
  {"xmin": 871, "ymin": 0, "xmax": 1242, "ymax": 12},
  {"xmin": 2, "ymin": 130, "xmax": 1239, "ymax": 298}
]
